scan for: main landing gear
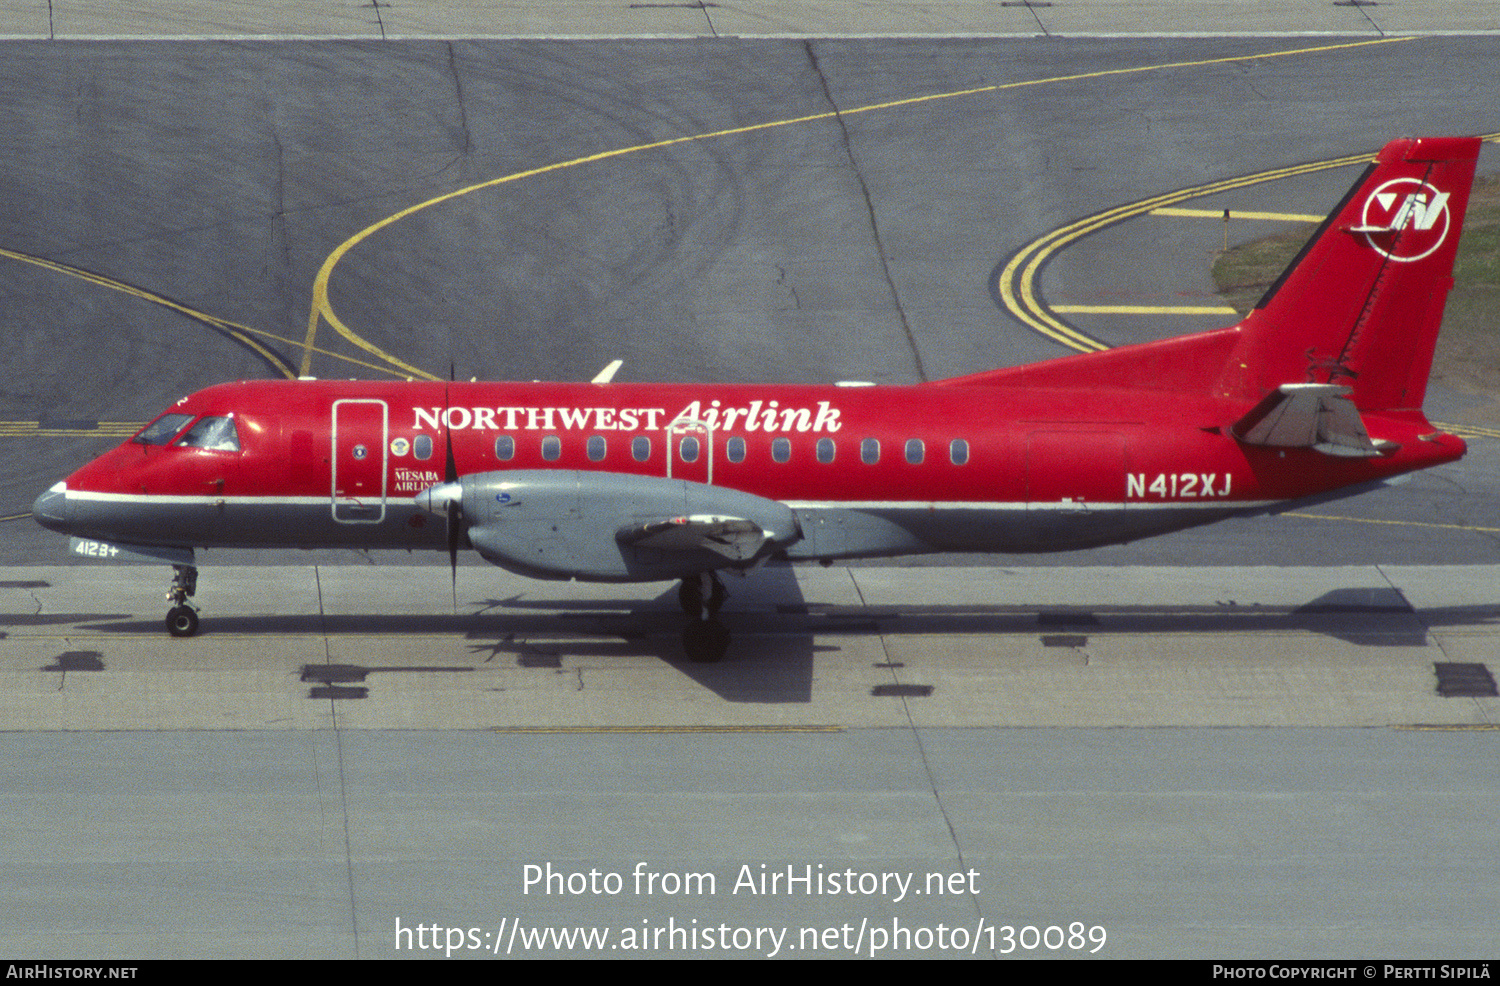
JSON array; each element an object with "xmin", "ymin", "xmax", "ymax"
[
  {"xmin": 679, "ymin": 572, "xmax": 729, "ymax": 663},
  {"xmin": 165, "ymin": 564, "xmax": 200, "ymax": 637}
]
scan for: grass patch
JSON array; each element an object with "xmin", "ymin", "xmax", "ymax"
[{"xmin": 1211, "ymin": 223, "xmax": 1318, "ymax": 313}]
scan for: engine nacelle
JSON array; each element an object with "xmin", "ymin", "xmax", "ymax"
[{"xmin": 445, "ymin": 470, "xmax": 801, "ymax": 581}]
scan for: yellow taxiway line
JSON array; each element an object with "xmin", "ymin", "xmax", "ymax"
[
  {"xmin": 1150, "ymin": 207, "xmax": 1324, "ymax": 222},
  {"xmin": 303, "ymin": 36, "xmax": 1415, "ymax": 379},
  {"xmin": 1053, "ymin": 304, "xmax": 1238, "ymax": 315}
]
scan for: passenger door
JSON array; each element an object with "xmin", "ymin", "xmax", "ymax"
[{"xmin": 331, "ymin": 399, "xmax": 389, "ymax": 523}]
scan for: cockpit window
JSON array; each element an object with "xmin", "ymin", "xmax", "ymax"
[
  {"xmin": 132, "ymin": 413, "xmax": 194, "ymax": 446},
  {"xmin": 175, "ymin": 415, "xmax": 240, "ymax": 452}
]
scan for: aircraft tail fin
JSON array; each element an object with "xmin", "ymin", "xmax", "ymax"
[
  {"xmin": 941, "ymin": 137, "xmax": 1480, "ymax": 413},
  {"xmin": 1215, "ymin": 136, "xmax": 1480, "ymax": 412}
]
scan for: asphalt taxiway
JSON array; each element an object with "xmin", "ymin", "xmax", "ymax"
[
  {"xmin": 4, "ymin": 562, "xmax": 1499, "ymax": 958},
  {"xmin": 5, "ymin": 34, "xmax": 1500, "ymax": 564},
  {"xmin": 7, "ymin": 563, "xmax": 1499, "ymax": 729},
  {"xmin": 3, "ymin": 3, "xmax": 1500, "ymax": 960}
]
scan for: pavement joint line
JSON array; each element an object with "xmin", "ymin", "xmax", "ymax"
[
  {"xmin": 8, "ymin": 31, "xmax": 1500, "ymax": 43},
  {"xmin": 304, "ymin": 36, "xmax": 1414, "ymax": 379}
]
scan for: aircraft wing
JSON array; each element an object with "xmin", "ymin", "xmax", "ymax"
[
  {"xmin": 617, "ymin": 515, "xmax": 772, "ymax": 561},
  {"xmin": 1232, "ymin": 383, "xmax": 1395, "ymax": 457}
]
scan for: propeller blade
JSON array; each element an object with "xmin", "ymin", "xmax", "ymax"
[
  {"xmin": 443, "ymin": 381, "xmax": 459, "ymax": 602},
  {"xmin": 447, "ymin": 495, "xmax": 459, "ymax": 597},
  {"xmin": 444, "ymin": 386, "xmax": 457, "ymax": 485},
  {"xmin": 414, "ymin": 480, "xmax": 464, "ymax": 597}
]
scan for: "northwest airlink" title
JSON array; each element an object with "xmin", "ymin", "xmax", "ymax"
[{"xmin": 412, "ymin": 400, "xmax": 844, "ymax": 434}]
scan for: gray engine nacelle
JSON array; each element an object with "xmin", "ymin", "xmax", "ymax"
[{"xmin": 442, "ymin": 470, "xmax": 801, "ymax": 581}]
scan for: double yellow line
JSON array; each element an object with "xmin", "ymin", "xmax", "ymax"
[
  {"xmin": 0, "ymin": 38, "xmax": 1418, "ymax": 383},
  {"xmin": 0, "ymin": 37, "xmax": 1424, "ymax": 383},
  {"xmin": 303, "ymin": 36, "xmax": 1416, "ymax": 379},
  {"xmin": 0, "ymin": 247, "xmax": 300, "ymax": 379},
  {"xmin": 0, "ymin": 37, "xmax": 1438, "ymax": 387},
  {"xmin": 999, "ymin": 132, "xmax": 1500, "ymax": 355},
  {"xmin": 995, "ymin": 150, "xmax": 1377, "ymax": 353},
  {"xmin": 0, "ymin": 247, "xmax": 444, "ymax": 381},
  {"xmin": 0, "ymin": 420, "xmax": 141, "ymax": 437}
]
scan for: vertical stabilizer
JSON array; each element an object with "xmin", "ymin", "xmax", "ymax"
[{"xmin": 1218, "ymin": 136, "xmax": 1480, "ymax": 411}]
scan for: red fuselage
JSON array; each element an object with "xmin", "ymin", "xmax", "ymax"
[
  {"xmin": 38, "ymin": 377, "xmax": 1464, "ymax": 567},
  {"xmin": 27, "ymin": 135, "xmax": 1482, "ymax": 647}
]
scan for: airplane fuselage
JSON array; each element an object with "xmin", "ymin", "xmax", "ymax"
[
  {"xmin": 30, "ymin": 136, "xmax": 1482, "ymax": 649},
  {"xmin": 37, "ymin": 376, "xmax": 1465, "ymax": 573}
]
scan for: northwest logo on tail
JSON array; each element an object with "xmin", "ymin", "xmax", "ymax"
[{"xmin": 1358, "ymin": 177, "xmax": 1452, "ymax": 262}]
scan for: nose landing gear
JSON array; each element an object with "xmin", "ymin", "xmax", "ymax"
[
  {"xmin": 165, "ymin": 564, "xmax": 200, "ymax": 637},
  {"xmin": 679, "ymin": 572, "xmax": 730, "ymax": 663}
]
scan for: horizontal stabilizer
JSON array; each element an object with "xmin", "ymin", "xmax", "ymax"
[
  {"xmin": 1233, "ymin": 383, "xmax": 1395, "ymax": 457},
  {"xmin": 618, "ymin": 515, "xmax": 770, "ymax": 560}
]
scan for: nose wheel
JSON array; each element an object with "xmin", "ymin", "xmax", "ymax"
[
  {"xmin": 166, "ymin": 604, "xmax": 199, "ymax": 637},
  {"xmin": 679, "ymin": 573, "xmax": 730, "ymax": 663},
  {"xmin": 165, "ymin": 564, "xmax": 200, "ymax": 637}
]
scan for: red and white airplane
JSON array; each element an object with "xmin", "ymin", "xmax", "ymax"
[{"xmin": 33, "ymin": 136, "xmax": 1479, "ymax": 660}]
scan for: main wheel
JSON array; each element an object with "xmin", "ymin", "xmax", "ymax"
[
  {"xmin": 166, "ymin": 605, "xmax": 199, "ymax": 637},
  {"xmin": 682, "ymin": 618, "xmax": 730, "ymax": 663}
]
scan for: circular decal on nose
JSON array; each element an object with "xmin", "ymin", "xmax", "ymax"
[
  {"xmin": 352, "ymin": 444, "xmax": 368, "ymax": 460},
  {"xmin": 1360, "ymin": 177, "xmax": 1451, "ymax": 263},
  {"xmin": 390, "ymin": 437, "xmax": 410, "ymax": 457}
]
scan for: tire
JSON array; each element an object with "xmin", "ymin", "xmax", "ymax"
[
  {"xmin": 682, "ymin": 618, "xmax": 730, "ymax": 663},
  {"xmin": 166, "ymin": 606, "xmax": 199, "ymax": 637}
]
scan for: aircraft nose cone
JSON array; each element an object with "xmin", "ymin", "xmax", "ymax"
[
  {"xmin": 31, "ymin": 482, "xmax": 69, "ymax": 532},
  {"xmin": 417, "ymin": 481, "xmax": 462, "ymax": 516}
]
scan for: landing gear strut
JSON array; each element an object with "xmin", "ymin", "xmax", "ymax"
[
  {"xmin": 679, "ymin": 572, "xmax": 729, "ymax": 663},
  {"xmin": 165, "ymin": 564, "xmax": 200, "ymax": 637}
]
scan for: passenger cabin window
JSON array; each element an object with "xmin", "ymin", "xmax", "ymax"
[
  {"xmin": 816, "ymin": 437, "xmax": 835, "ymax": 463},
  {"xmin": 587, "ymin": 436, "xmax": 606, "ymax": 462},
  {"xmin": 772, "ymin": 438, "xmax": 791, "ymax": 463},
  {"xmin": 861, "ymin": 438, "xmax": 879, "ymax": 464},
  {"xmin": 175, "ymin": 416, "xmax": 240, "ymax": 452},
  {"xmin": 541, "ymin": 436, "xmax": 561, "ymax": 461},
  {"xmin": 495, "ymin": 436, "xmax": 515, "ymax": 461},
  {"xmin": 133, "ymin": 413, "xmax": 194, "ymax": 446},
  {"xmin": 726, "ymin": 437, "xmax": 746, "ymax": 463},
  {"xmin": 413, "ymin": 435, "xmax": 433, "ymax": 460},
  {"xmin": 679, "ymin": 436, "xmax": 700, "ymax": 463},
  {"xmin": 950, "ymin": 439, "xmax": 969, "ymax": 465},
  {"xmin": 632, "ymin": 436, "xmax": 651, "ymax": 462},
  {"xmin": 905, "ymin": 439, "xmax": 925, "ymax": 465}
]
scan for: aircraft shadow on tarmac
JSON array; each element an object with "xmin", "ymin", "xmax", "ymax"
[{"xmin": 41, "ymin": 571, "xmax": 1500, "ymax": 704}]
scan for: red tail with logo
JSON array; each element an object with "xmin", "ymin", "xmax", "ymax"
[
  {"xmin": 1217, "ymin": 136, "xmax": 1480, "ymax": 411},
  {"xmin": 949, "ymin": 136, "xmax": 1480, "ymax": 412}
]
